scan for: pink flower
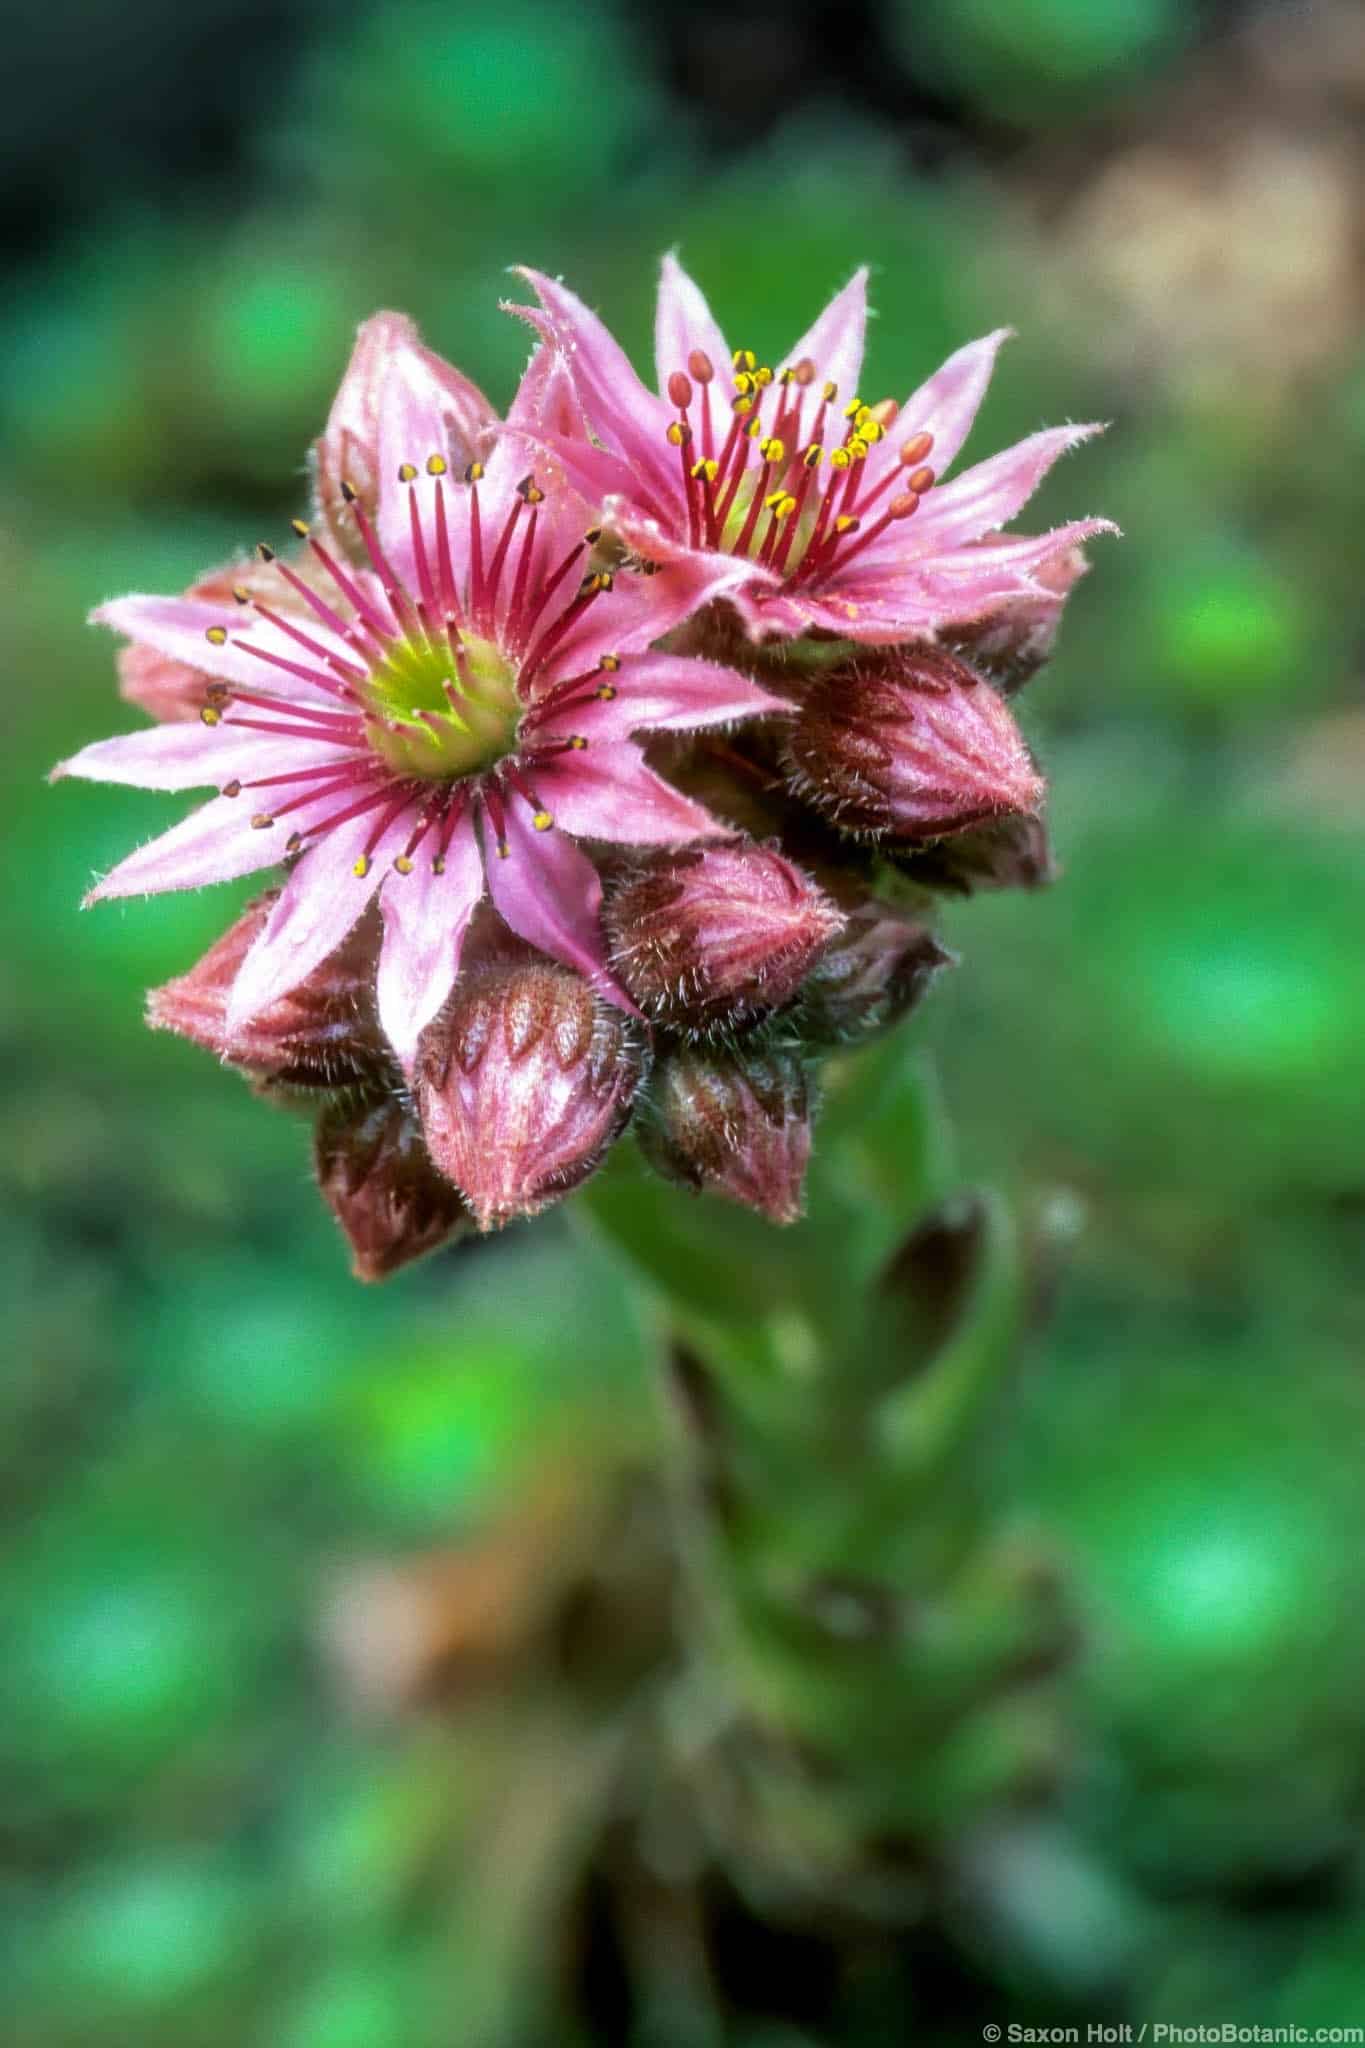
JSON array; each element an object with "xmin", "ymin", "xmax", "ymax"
[
  {"xmin": 56, "ymin": 326, "xmax": 782, "ymax": 1069},
  {"xmin": 510, "ymin": 256, "xmax": 1116, "ymax": 645}
]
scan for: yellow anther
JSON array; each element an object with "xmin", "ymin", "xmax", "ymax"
[
  {"xmin": 231, "ymin": 586, "xmax": 250, "ymax": 605},
  {"xmin": 462, "ymin": 461, "xmax": 484, "ymax": 483},
  {"xmin": 803, "ymin": 444, "xmax": 824, "ymax": 468},
  {"xmin": 200, "ymin": 706, "xmax": 222, "ymax": 727},
  {"xmin": 764, "ymin": 491, "xmax": 797, "ymax": 518},
  {"xmin": 517, "ymin": 474, "xmax": 545, "ymax": 503},
  {"xmin": 776, "ymin": 493, "xmax": 797, "ymax": 518},
  {"xmin": 205, "ymin": 625, "xmax": 228, "ymax": 646},
  {"xmin": 758, "ymin": 436, "xmax": 786, "ymax": 464},
  {"xmin": 848, "ymin": 437, "xmax": 870, "ymax": 460},
  {"xmin": 834, "ymin": 514, "xmax": 860, "ymax": 534},
  {"xmin": 690, "ymin": 457, "xmax": 719, "ymax": 482},
  {"xmin": 532, "ymin": 810, "xmax": 554, "ymax": 832},
  {"xmin": 858, "ymin": 418, "xmax": 884, "ymax": 442},
  {"xmin": 666, "ymin": 419, "xmax": 692, "ymax": 447},
  {"xmin": 432, "ymin": 855, "xmax": 446, "ymax": 874},
  {"xmin": 255, "ymin": 542, "xmax": 276, "ymax": 563},
  {"xmin": 732, "ymin": 347, "xmax": 756, "ymax": 372},
  {"xmin": 397, "ymin": 462, "xmax": 418, "ymax": 483},
  {"xmin": 842, "ymin": 398, "xmax": 864, "ymax": 420},
  {"xmin": 598, "ymin": 653, "xmax": 621, "ymax": 671},
  {"xmin": 779, "ymin": 366, "xmax": 796, "ymax": 385},
  {"xmin": 746, "ymin": 416, "xmax": 765, "ymax": 439},
  {"xmin": 829, "ymin": 446, "xmax": 852, "ymax": 470},
  {"xmin": 822, "ymin": 381, "xmax": 838, "ymax": 402},
  {"xmin": 427, "ymin": 454, "xmax": 448, "ymax": 476},
  {"xmin": 290, "ymin": 518, "xmax": 310, "ymax": 539},
  {"xmin": 753, "ymin": 365, "xmax": 773, "ymax": 387},
  {"xmin": 732, "ymin": 395, "xmax": 754, "ymax": 417},
  {"xmin": 595, "ymin": 683, "xmax": 617, "ymax": 701},
  {"xmin": 568, "ymin": 735, "xmax": 588, "ymax": 749},
  {"xmin": 251, "ymin": 812, "xmax": 275, "ymax": 829},
  {"xmin": 496, "ymin": 841, "xmax": 510, "ymax": 860},
  {"xmin": 732, "ymin": 371, "xmax": 755, "ymax": 396},
  {"xmin": 352, "ymin": 854, "xmax": 371, "ymax": 878},
  {"xmin": 394, "ymin": 854, "xmax": 414, "ymax": 874}
]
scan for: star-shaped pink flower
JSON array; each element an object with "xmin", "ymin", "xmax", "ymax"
[
  {"xmin": 510, "ymin": 256, "xmax": 1116, "ymax": 645},
  {"xmin": 55, "ymin": 322, "xmax": 782, "ymax": 1069}
]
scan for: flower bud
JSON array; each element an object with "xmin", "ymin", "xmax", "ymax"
[
  {"xmin": 782, "ymin": 646, "xmax": 1044, "ymax": 842},
  {"xmin": 416, "ymin": 964, "xmax": 647, "ymax": 1231},
  {"xmin": 147, "ymin": 894, "xmax": 386, "ymax": 1088},
  {"xmin": 638, "ymin": 1045, "xmax": 812, "ymax": 1225},
  {"xmin": 799, "ymin": 900, "xmax": 954, "ymax": 1045},
  {"xmin": 314, "ymin": 313, "xmax": 496, "ymax": 559},
  {"xmin": 604, "ymin": 840, "xmax": 844, "ymax": 1033},
  {"xmin": 314, "ymin": 1089, "xmax": 473, "ymax": 1282},
  {"xmin": 893, "ymin": 812, "xmax": 1057, "ymax": 896},
  {"xmin": 948, "ymin": 546, "xmax": 1089, "ymax": 694}
]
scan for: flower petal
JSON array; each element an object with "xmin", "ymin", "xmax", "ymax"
[
  {"xmin": 374, "ymin": 341, "xmax": 497, "ymax": 586},
  {"xmin": 511, "ymin": 269, "xmax": 675, "ymax": 497},
  {"xmin": 480, "ymin": 796, "xmax": 631, "ymax": 1008},
  {"xmin": 781, "ymin": 268, "xmax": 869, "ymax": 400},
  {"xmin": 922, "ymin": 517, "xmax": 1120, "ymax": 583},
  {"xmin": 893, "ymin": 329, "xmax": 1013, "ymax": 478},
  {"xmin": 225, "ymin": 801, "xmax": 417, "ymax": 1034},
  {"xmin": 520, "ymin": 428, "xmax": 680, "ymax": 531},
  {"xmin": 93, "ymin": 595, "xmax": 359, "ymax": 701},
  {"xmin": 532, "ymin": 743, "xmax": 724, "ymax": 845},
  {"xmin": 533, "ymin": 651, "xmax": 784, "ymax": 745},
  {"xmin": 539, "ymin": 549, "xmax": 765, "ymax": 684},
  {"xmin": 52, "ymin": 722, "xmax": 357, "ymax": 793},
  {"xmin": 375, "ymin": 809, "xmax": 485, "ymax": 1069},
  {"xmin": 655, "ymin": 252, "xmax": 730, "ymax": 397},
  {"xmin": 84, "ymin": 795, "xmax": 295, "ymax": 903},
  {"xmin": 909, "ymin": 424, "xmax": 1104, "ymax": 552}
]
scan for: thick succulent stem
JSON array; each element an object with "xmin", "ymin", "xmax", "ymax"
[{"xmin": 575, "ymin": 1035, "xmax": 1075, "ymax": 1915}]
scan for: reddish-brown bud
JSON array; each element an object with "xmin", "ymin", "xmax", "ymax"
[
  {"xmin": 416, "ymin": 964, "xmax": 647, "ymax": 1231},
  {"xmin": 948, "ymin": 546, "xmax": 1090, "ymax": 694},
  {"xmin": 782, "ymin": 646, "xmax": 1044, "ymax": 843},
  {"xmin": 314, "ymin": 1090, "xmax": 473, "ymax": 1282},
  {"xmin": 893, "ymin": 812, "xmax": 1057, "ymax": 896},
  {"xmin": 638, "ymin": 1045, "xmax": 812, "ymax": 1225},
  {"xmin": 147, "ymin": 894, "xmax": 386, "ymax": 1087},
  {"xmin": 604, "ymin": 841, "xmax": 844, "ymax": 1032},
  {"xmin": 800, "ymin": 900, "xmax": 955, "ymax": 1045}
]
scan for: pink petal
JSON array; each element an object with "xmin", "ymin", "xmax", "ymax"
[
  {"xmin": 533, "ymin": 652, "xmax": 784, "ymax": 746},
  {"xmin": 505, "ymin": 342, "xmax": 589, "ymax": 441},
  {"xmin": 511, "ymin": 269, "xmax": 675, "ymax": 499},
  {"xmin": 894, "ymin": 329, "xmax": 1013, "ymax": 478},
  {"xmin": 909, "ymin": 424, "xmax": 1104, "ymax": 552},
  {"xmin": 924, "ymin": 518, "xmax": 1120, "ymax": 582},
  {"xmin": 375, "ymin": 809, "xmax": 485, "ymax": 1069},
  {"xmin": 224, "ymin": 801, "xmax": 417, "ymax": 1033},
  {"xmin": 52, "ymin": 722, "xmax": 356, "ymax": 792},
  {"xmin": 84, "ymin": 795, "xmax": 296, "ymax": 903},
  {"xmin": 93, "ymin": 595, "xmax": 358, "ymax": 700},
  {"xmin": 479, "ymin": 797, "xmax": 631, "ymax": 1009},
  {"xmin": 654, "ymin": 252, "xmax": 731, "ymax": 396},
  {"xmin": 539, "ymin": 547, "xmax": 767, "ymax": 685},
  {"xmin": 782, "ymin": 268, "xmax": 869, "ymax": 401},
  {"xmin": 521, "ymin": 428, "xmax": 679, "ymax": 531},
  {"xmin": 374, "ymin": 340, "xmax": 497, "ymax": 587},
  {"xmin": 532, "ymin": 743, "xmax": 724, "ymax": 845}
]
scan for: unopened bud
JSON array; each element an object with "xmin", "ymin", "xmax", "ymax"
[
  {"xmin": 800, "ymin": 900, "xmax": 955, "ymax": 1045},
  {"xmin": 604, "ymin": 841, "xmax": 844, "ymax": 1032},
  {"xmin": 948, "ymin": 545, "xmax": 1090, "ymax": 694},
  {"xmin": 638, "ymin": 1045, "xmax": 812, "ymax": 1225},
  {"xmin": 314, "ymin": 1089, "xmax": 473, "ymax": 1282},
  {"xmin": 782, "ymin": 646, "xmax": 1044, "ymax": 842},
  {"xmin": 893, "ymin": 812, "xmax": 1057, "ymax": 896},
  {"xmin": 147, "ymin": 894, "xmax": 386, "ymax": 1087},
  {"xmin": 416, "ymin": 964, "xmax": 647, "ymax": 1230}
]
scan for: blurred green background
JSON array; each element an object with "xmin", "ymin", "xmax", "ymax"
[{"xmin": 6, "ymin": 0, "xmax": 1365, "ymax": 2039}]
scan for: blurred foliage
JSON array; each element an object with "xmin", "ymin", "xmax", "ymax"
[{"xmin": 6, "ymin": 0, "xmax": 1365, "ymax": 2040}]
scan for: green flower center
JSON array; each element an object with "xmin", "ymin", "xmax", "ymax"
[{"xmin": 362, "ymin": 629, "xmax": 521, "ymax": 780}]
